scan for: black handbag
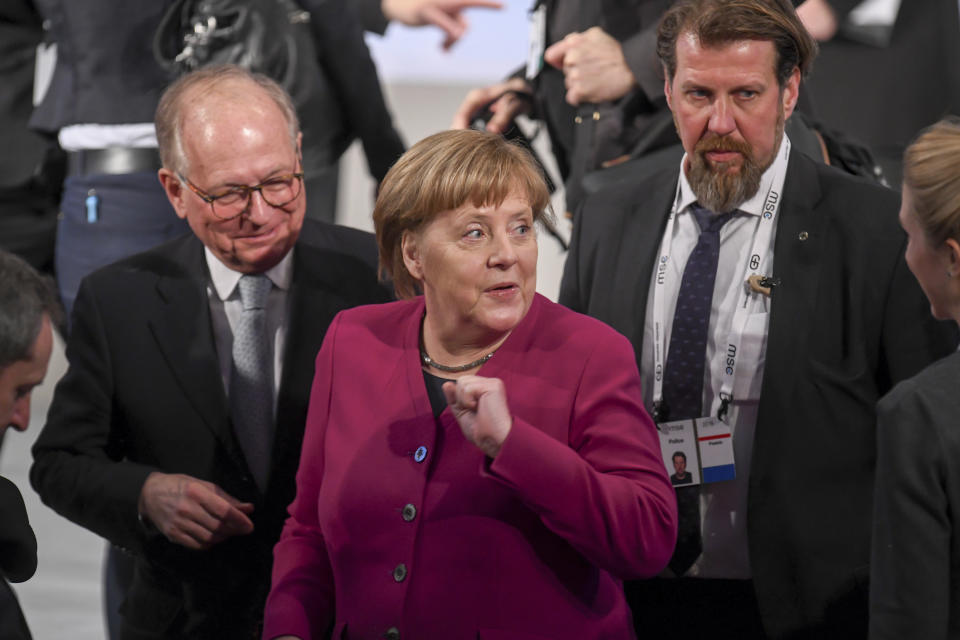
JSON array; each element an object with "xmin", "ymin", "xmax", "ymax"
[{"xmin": 153, "ymin": 0, "xmax": 353, "ymax": 170}]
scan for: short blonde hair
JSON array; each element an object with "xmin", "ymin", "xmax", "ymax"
[
  {"xmin": 904, "ymin": 117, "xmax": 960, "ymax": 246},
  {"xmin": 373, "ymin": 129, "xmax": 553, "ymax": 299}
]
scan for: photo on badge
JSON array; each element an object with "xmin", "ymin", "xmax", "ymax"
[{"xmin": 658, "ymin": 419, "xmax": 701, "ymax": 486}]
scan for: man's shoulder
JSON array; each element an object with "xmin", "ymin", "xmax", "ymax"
[
  {"xmin": 293, "ymin": 219, "xmax": 391, "ymax": 302},
  {"xmin": 84, "ymin": 233, "xmax": 200, "ymax": 290},
  {"xmin": 582, "ymin": 145, "xmax": 682, "ymax": 209},
  {"xmin": 295, "ymin": 219, "xmax": 380, "ymax": 271},
  {"xmin": 791, "ymin": 149, "xmax": 900, "ymax": 216},
  {"xmin": 577, "ymin": 145, "xmax": 682, "ymax": 236}
]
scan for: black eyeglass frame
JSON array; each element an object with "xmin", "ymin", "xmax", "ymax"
[{"xmin": 178, "ymin": 160, "xmax": 305, "ymax": 220}]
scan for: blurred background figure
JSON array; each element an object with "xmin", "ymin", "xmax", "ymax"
[
  {"xmin": 0, "ymin": 249, "xmax": 60, "ymax": 640},
  {"xmin": 797, "ymin": 0, "xmax": 960, "ymax": 185},
  {"xmin": 0, "ymin": 0, "xmax": 61, "ymax": 276},
  {"xmin": 871, "ymin": 117, "xmax": 960, "ymax": 640},
  {"xmin": 450, "ymin": 0, "xmax": 675, "ymax": 216}
]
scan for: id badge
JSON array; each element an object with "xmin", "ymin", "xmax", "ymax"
[
  {"xmin": 658, "ymin": 419, "xmax": 700, "ymax": 487},
  {"xmin": 696, "ymin": 417, "xmax": 736, "ymax": 483},
  {"xmin": 526, "ymin": 5, "xmax": 546, "ymax": 80}
]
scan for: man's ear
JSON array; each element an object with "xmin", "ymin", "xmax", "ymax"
[
  {"xmin": 401, "ymin": 230, "xmax": 424, "ymax": 282},
  {"xmin": 158, "ymin": 169, "xmax": 188, "ymax": 220},
  {"xmin": 664, "ymin": 71, "xmax": 674, "ymax": 111},
  {"xmin": 782, "ymin": 67, "xmax": 801, "ymax": 121}
]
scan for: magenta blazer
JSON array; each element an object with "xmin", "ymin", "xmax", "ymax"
[{"xmin": 263, "ymin": 294, "xmax": 677, "ymax": 640}]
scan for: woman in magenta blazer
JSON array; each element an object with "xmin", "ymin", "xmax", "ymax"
[{"xmin": 263, "ymin": 129, "xmax": 677, "ymax": 640}]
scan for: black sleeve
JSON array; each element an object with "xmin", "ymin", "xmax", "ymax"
[
  {"xmin": 871, "ymin": 375, "xmax": 954, "ymax": 639},
  {"xmin": 30, "ymin": 278, "xmax": 157, "ymax": 556},
  {"xmin": 0, "ymin": 476, "xmax": 36, "ymax": 583},
  {"xmin": 355, "ymin": 0, "xmax": 388, "ymax": 34},
  {"xmin": 301, "ymin": 0, "xmax": 405, "ymax": 182}
]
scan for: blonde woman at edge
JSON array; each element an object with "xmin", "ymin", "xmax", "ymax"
[{"xmin": 870, "ymin": 117, "xmax": 960, "ymax": 640}]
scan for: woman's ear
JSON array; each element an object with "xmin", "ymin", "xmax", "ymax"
[
  {"xmin": 946, "ymin": 237, "xmax": 960, "ymax": 277},
  {"xmin": 401, "ymin": 230, "xmax": 424, "ymax": 282}
]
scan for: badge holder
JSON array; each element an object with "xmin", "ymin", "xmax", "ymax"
[{"xmin": 658, "ymin": 417, "xmax": 736, "ymax": 486}]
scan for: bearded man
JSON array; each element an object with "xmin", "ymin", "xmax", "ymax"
[{"xmin": 559, "ymin": 0, "xmax": 958, "ymax": 638}]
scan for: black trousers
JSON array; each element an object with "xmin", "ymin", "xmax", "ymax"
[{"xmin": 626, "ymin": 577, "xmax": 768, "ymax": 639}]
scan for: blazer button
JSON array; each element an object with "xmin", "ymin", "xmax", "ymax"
[
  {"xmin": 393, "ymin": 563, "xmax": 408, "ymax": 582},
  {"xmin": 413, "ymin": 446, "xmax": 427, "ymax": 463},
  {"xmin": 385, "ymin": 627, "xmax": 400, "ymax": 640},
  {"xmin": 401, "ymin": 504, "xmax": 417, "ymax": 522}
]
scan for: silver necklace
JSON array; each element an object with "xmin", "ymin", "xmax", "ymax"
[{"xmin": 420, "ymin": 347, "xmax": 495, "ymax": 373}]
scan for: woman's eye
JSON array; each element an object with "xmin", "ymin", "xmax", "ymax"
[{"xmin": 464, "ymin": 229, "xmax": 482, "ymax": 239}]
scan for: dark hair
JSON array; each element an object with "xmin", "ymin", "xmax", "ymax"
[
  {"xmin": 155, "ymin": 64, "xmax": 300, "ymax": 175},
  {"xmin": 657, "ymin": 0, "xmax": 817, "ymax": 87},
  {"xmin": 672, "ymin": 451, "xmax": 687, "ymax": 463},
  {"xmin": 0, "ymin": 250, "xmax": 61, "ymax": 368},
  {"xmin": 373, "ymin": 129, "xmax": 553, "ymax": 299}
]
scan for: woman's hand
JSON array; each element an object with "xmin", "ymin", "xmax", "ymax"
[{"xmin": 442, "ymin": 376, "xmax": 512, "ymax": 458}]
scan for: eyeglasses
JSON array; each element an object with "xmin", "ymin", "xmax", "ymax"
[{"xmin": 179, "ymin": 167, "xmax": 304, "ymax": 220}]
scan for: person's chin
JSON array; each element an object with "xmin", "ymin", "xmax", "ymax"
[
  {"xmin": 706, "ymin": 159, "xmax": 744, "ymax": 175},
  {"xmin": 234, "ymin": 242, "xmax": 289, "ymax": 273},
  {"xmin": 478, "ymin": 297, "xmax": 530, "ymax": 332}
]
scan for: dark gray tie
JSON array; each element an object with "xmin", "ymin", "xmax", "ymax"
[
  {"xmin": 230, "ymin": 273, "xmax": 274, "ymax": 491},
  {"xmin": 663, "ymin": 204, "xmax": 734, "ymax": 575}
]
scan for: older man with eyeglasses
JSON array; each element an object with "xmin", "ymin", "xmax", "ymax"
[{"xmin": 29, "ymin": 65, "xmax": 392, "ymax": 640}]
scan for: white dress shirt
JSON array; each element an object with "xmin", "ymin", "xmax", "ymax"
[
  {"xmin": 641, "ymin": 137, "xmax": 790, "ymax": 579},
  {"xmin": 205, "ymin": 248, "xmax": 294, "ymax": 408},
  {"xmin": 58, "ymin": 123, "xmax": 158, "ymax": 151}
]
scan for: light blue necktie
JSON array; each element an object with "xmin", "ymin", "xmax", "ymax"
[{"xmin": 230, "ymin": 273, "xmax": 274, "ymax": 491}]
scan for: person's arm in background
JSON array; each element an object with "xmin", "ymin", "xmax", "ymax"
[
  {"xmin": 357, "ymin": 0, "xmax": 502, "ymax": 49},
  {"xmin": 796, "ymin": 0, "xmax": 870, "ymax": 41}
]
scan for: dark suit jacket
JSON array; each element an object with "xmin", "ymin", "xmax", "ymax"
[
  {"xmin": 30, "ymin": 220, "xmax": 392, "ymax": 639},
  {"xmin": 870, "ymin": 350, "xmax": 960, "ymax": 640},
  {"xmin": 0, "ymin": 475, "xmax": 36, "ymax": 640},
  {"xmin": 559, "ymin": 146, "xmax": 959, "ymax": 638}
]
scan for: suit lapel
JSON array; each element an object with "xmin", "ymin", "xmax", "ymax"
[
  {"xmin": 270, "ymin": 243, "xmax": 346, "ymax": 494},
  {"xmin": 616, "ymin": 166, "xmax": 679, "ymax": 363},
  {"xmin": 758, "ymin": 149, "xmax": 826, "ymax": 425},
  {"xmin": 147, "ymin": 239, "xmax": 247, "ymax": 470}
]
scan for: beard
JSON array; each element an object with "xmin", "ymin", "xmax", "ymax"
[{"xmin": 683, "ymin": 108, "xmax": 785, "ymax": 214}]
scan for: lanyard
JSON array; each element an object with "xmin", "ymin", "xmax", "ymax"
[{"xmin": 651, "ymin": 137, "xmax": 791, "ymax": 422}]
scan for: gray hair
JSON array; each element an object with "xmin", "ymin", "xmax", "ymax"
[
  {"xmin": 0, "ymin": 251, "xmax": 61, "ymax": 369},
  {"xmin": 154, "ymin": 64, "xmax": 300, "ymax": 175}
]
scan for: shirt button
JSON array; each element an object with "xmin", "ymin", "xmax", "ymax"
[
  {"xmin": 393, "ymin": 563, "xmax": 408, "ymax": 582},
  {"xmin": 385, "ymin": 628, "xmax": 400, "ymax": 640},
  {"xmin": 413, "ymin": 446, "xmax": 427, "ymax": 463},
  {"xmin": 401, "ymin": 503, "xmax": 417, "ymax": 522}
]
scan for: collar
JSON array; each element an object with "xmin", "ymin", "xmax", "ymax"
[
  {"xmin": 204, "ymin": 247, "xmax": 294, "ymax": 301},
  {"xmin": 676, "ymin": 134, "xmax": 791, "ymax": 217}
]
